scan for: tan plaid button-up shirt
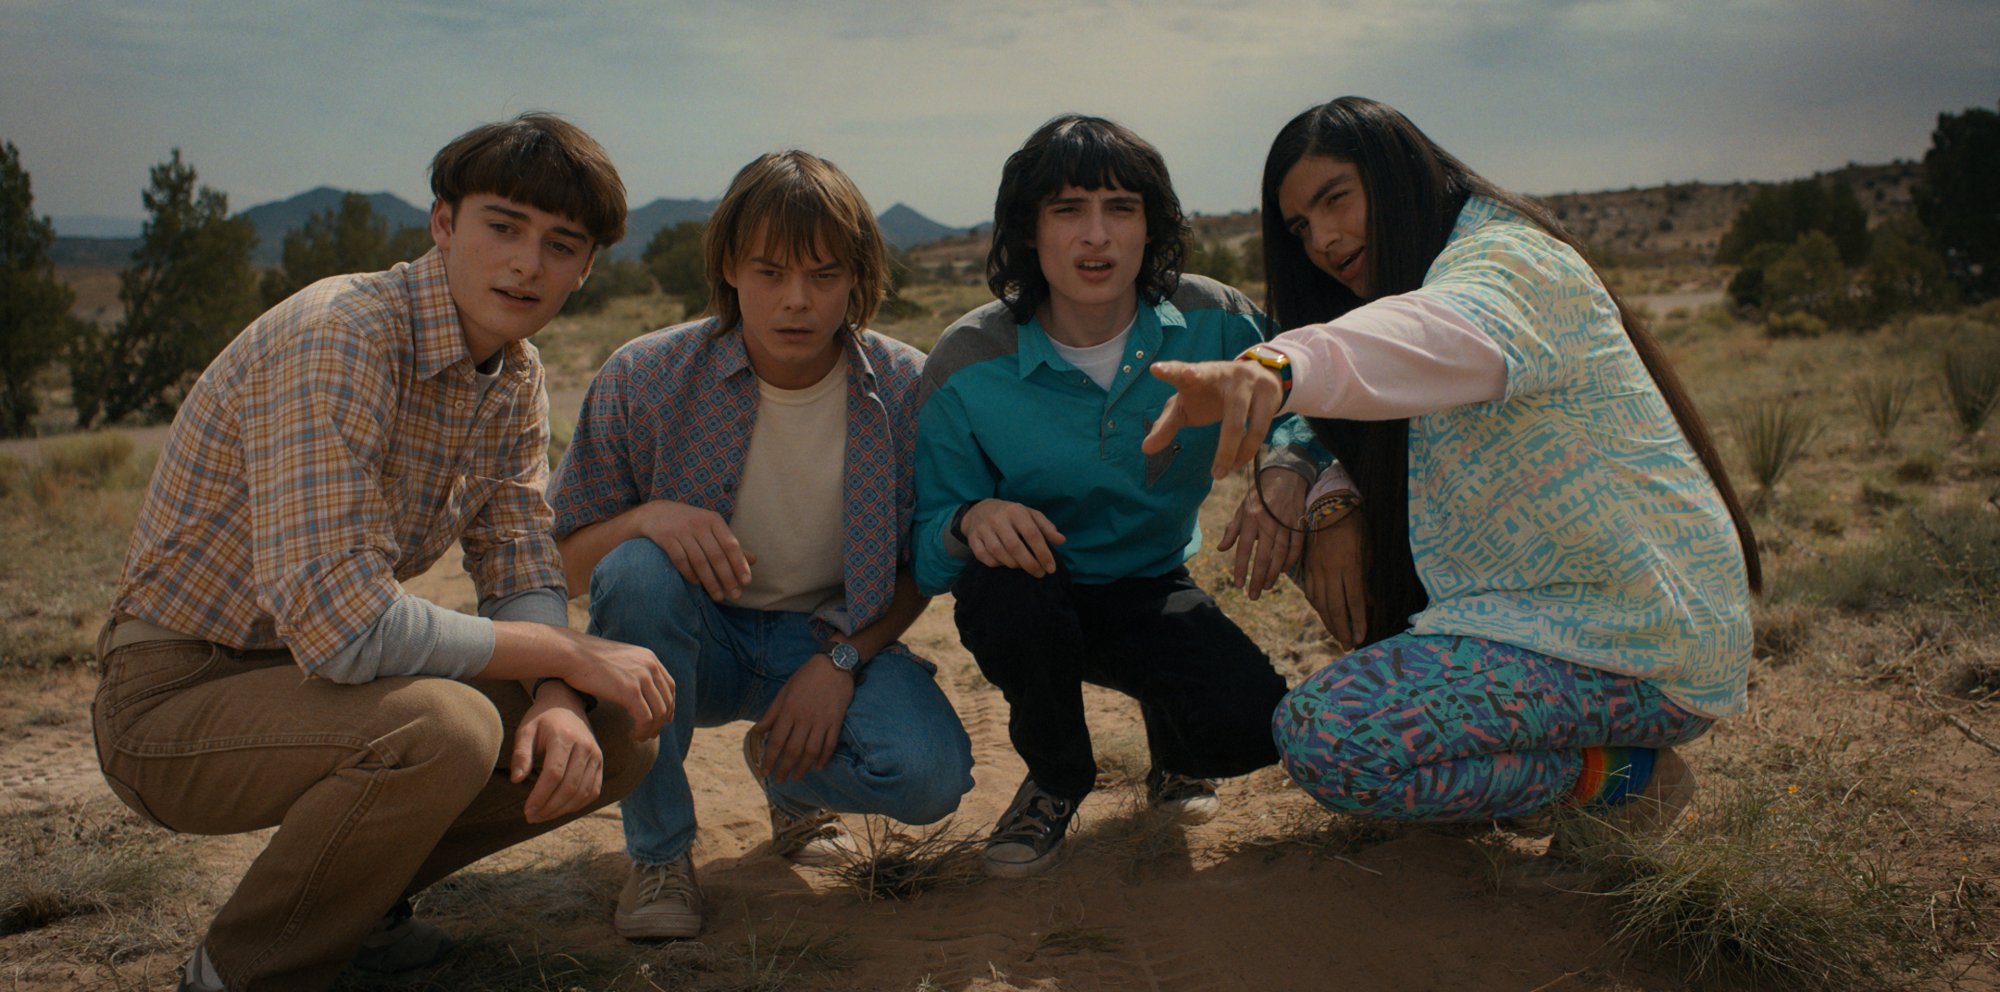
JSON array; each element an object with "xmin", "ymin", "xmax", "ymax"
[{"xmin": 113, "ymin": 250, "xmax": 566, "ymax": 672}]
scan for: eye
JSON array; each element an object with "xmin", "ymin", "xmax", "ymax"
[{"xmin": 549, "ymin": 241, "xmax": 576, "ymax": 256}]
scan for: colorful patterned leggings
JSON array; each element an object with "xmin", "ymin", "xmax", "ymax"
[{"xmin": 1273, "ymin": 632, "xmax": 1712, "ymax": 822}]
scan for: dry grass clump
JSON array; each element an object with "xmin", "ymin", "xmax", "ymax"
[
  {"xmin": 0, "ymin": 800, "xmax": 202, "ymax": 945},
  {"xmin": 715, "ymin": 922, "xmax": 853, "ymax": 992},
  {"xmin": 815, "ymin": 817, "xmax": 985, "ymax": 901},
  {"xmin": 40, "ymin": 431, "xmax": 135, "ymax": 485},
  {"xmin": 1595, "ymin": 809, "xmax": 1928, "ymax": 989},
  {"xmin": 1776, "ymin": 502, "xmax": 1999, "ymax": 613}
]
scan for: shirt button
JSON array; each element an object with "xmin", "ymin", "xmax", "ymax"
[
  {"xmin": 1107, "ymin": 419, "xmax": 1116, "ymax": 429},
  {"xmin": 455, "ymin": 400, "xmax": 466, "ymax": 410},
  {"xmin": 1121, "ymin": 365, "xmax": 1132, "ymax": 374},
  {"xmin": 1135, "ymin": 350, "xmax": 1145, "ymax": 358}
]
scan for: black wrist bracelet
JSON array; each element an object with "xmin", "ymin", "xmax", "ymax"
[{"xmin": 948, "ymin": 501, "xmax": 976, "ymax": 544}]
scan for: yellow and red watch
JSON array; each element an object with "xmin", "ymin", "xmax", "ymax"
[{"xmin": 1236, "ymin": 344, "xmax": 1293, "ymax": 393}]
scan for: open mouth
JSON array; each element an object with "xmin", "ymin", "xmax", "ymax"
[
  {"xmin": 496, "ymin": 288, "xmax": 540, "ymax": 304},
  {"xmin": 1335, "ymin": 248, "xmax": 1364, "ymax": 280}
]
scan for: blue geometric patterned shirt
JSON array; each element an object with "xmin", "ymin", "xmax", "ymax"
[{"xmin": 548, "ymin": 318, "xmax": 923, "ymax": 636}]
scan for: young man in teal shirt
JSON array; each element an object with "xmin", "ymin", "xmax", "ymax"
[{"xmin": 913, "ymin": 115, "xmax": 1320, "ymax": 877}]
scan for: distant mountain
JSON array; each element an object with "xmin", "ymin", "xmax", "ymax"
[
  {"xmin": 608, "ymin": 197, "xmax": 719, "ymax": 261},
  {"xmin": 50, "ymin": 237, "xmax": 140, "ymax": 268},
  {"xmin": 606, "ymin": 198, "xmax": 967, "ymax": 260},
  {"xmin": 238, "ymin": 187, "xmax": 429, "ymax": 264},
  {"xmin": 878, "ymin": 203, "xmax": 966, "ymax": 251},
  {"xmin": 52, "ymin": 215, "xmax": 143, "ymax": 239}
]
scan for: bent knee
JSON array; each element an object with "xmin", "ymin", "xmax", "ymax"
[
  {"xmin": 1272, "ymin": 686, "xmax": 1401, "ymax": 816},
  {"xmin": 592, "ymin": 539, "xmax": 700, "ymax": 604},
  {"xmin": 376, "ymin": 680, "xmax": 507, "ymax": 790},
  {"xmin": 867, "ymin": 742, "xmax": 974, "ymax": 825}
]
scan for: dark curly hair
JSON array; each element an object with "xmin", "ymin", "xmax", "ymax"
[{"xmin": 987, "ymin": 114, "xmax": 1189, "ymax": 324}]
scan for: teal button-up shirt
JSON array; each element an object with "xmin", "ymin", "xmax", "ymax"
[{"xmin": 913, "ymin": 275, "xmax": 1317, "ymax": 594}]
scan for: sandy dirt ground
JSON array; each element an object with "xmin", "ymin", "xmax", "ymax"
[{"xmin": 0, "ymin": 538, "xmax": 1724, "ymax": 992}]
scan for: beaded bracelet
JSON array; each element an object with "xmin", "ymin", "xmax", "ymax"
[{"xmin": 1303, "ymin": 488, "xmax": 1363, "ymax": 530}]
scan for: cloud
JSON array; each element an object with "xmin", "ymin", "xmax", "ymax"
[{"xmin": 2, "ymin": 0, "xmax": 1993, "ymax": 226}]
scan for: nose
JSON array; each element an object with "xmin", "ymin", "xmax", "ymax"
[
  {"xmin": 1310, "ymin": 216, "xmax": 1341, "ymax": 256},
  {"xmin": 780, "ymin": 271, "xmax": 810, "ymax": 310},
  {"xmin": 510, "ymin": 240, "xmax": 543, "ymax": 279},
  {"xmin": 1083, "ymin": 204, "xmax": 1110, "ymax": 246}
]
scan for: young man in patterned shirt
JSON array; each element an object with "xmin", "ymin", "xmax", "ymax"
[
  {"xmin": 93, "ymin": 114, "xmax": 673, "ymax": 992},
  {"xmin": 548, "ymin": 150, "xmax": 973, "ymax": 940}
]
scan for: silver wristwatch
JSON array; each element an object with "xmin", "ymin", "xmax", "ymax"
[{"xmin": 827, "ymin": 641, "xmax": 862, "ymax": 675}]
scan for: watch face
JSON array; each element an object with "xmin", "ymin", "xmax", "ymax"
[{"xmin": 830, "ymin": 642, "xmax": 861, "ymax": 671}]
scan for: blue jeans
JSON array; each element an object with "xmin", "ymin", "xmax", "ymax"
[{"xmin": 590, "ymin": 539, "xmax": 974, "ymax": 865}]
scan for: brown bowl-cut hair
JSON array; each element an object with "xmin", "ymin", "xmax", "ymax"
[
  {"xmin": 702, "ymin": 150, "xmax": 888, "ymax": 334},
  {"xmin": 429, "ymin": 112, "xmax": 628, "ymax": 248}
]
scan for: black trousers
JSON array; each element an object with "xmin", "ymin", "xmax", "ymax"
[{"xmin": 953, "ymin": 559, "xmax": 1288, "ymax": 802}]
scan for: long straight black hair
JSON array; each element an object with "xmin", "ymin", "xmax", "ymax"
[{"xmin": 1261, "ymin": 97, "xmax": 1761, "ymax": 643}]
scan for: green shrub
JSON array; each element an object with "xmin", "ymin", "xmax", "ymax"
[
  {"xmin": 1940, "ymin": 336, "xmax": 2000, "ymax": 434},
  {"xmin": 1731, "ymin": 401, "xmax": 1824, "ymax": 503},
  {"xmin": 1855, "ymin": 374, "xmax": 1914, "ymax": 442},
  {"xmin": 1764, "ymin": 311, "xmax": 1829, "ymax": 339}
]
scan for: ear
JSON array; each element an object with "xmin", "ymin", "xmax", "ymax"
[
  {"xmin": 573, "ymin": 247, "xmax": 598, "ymax": 292},
  {"xmin": 429, "ymin": 199, "xmax": 455, "ymax": 253}
]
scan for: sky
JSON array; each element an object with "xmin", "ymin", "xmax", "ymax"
[{"xmin": 3, "ymin": 0, "xmax": 1995, "ymax": 236}]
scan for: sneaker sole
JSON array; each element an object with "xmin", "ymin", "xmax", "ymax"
[
  {"xmin": 983, "ymin": 839, "xmax": 1067, "ymax": 879},
  {"xmin": 613, "ymin": 910, "xmax": 702, "ymax": 941},
  {"xmin": 1155, "ymin": 798, "xmax": 1219, "ymax": 826}
]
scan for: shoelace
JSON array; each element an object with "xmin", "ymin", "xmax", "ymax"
[
  {"xmin": 1152, "ymin": 771, "xmax": 1211, "ymax": 802},
  {"xmin": 995, "ymin": 792, "xmax": 1072, "ymax": 842},
  {"xmin": 636, "ymin": 861, "xmax": 696, "ymax": 903}
]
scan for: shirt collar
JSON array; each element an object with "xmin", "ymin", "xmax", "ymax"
[
  {"xmin": 1017, "ymin": 298, "xmax": 1174, "ymax": 379},
  {"xmin": 714, "ymin": 319, "xmax": 881, "ymax": 396},
  {"xmin": 406, "ymin": 249, "xmax": 535, "ymax": 383}
]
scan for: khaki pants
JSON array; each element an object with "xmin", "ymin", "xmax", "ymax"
[{"xmin": 90, "ymin": 628, "xmax": 655, "ymax": 992}]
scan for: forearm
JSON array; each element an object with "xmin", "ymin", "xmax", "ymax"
[
  {"xmin": 1269, "ymin": 293, "xmax": 1507, "ymax": 420},
  {"xmin": 555, "ymin": 503, "xmax": 654, "ymax": 597},
  {"xmin": 843, "ymin": 568, "xmax": 929, "ymax": 660},
  {"xmin": 311, "ymin": 594, "xmax": 494, "ymax": 685},
  {"xmin": 479, "ymin": 621, "xmax": 593, "ymax": 682}
]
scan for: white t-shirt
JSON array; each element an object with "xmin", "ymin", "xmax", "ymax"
[{"xmin": 731, "ymin": 354, "xmax": 850, "ymax": 614}]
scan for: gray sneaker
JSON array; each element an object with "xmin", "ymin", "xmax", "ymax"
[
  {"xmin": 614, "ymin": 855, "xmax": 703, "ymax": 940},
  {"xmin": 351, "ymin": 898, "xmax": 454, "ymax": 973},
  {"xmin": 743, "ymin": 728, "xmax": 855, "ymax": 865},
  {"xmin": 1145, "ymin": 767, "xmax": 1220, "ymax": 824},
  {"xmin": 984, "ymin": 776, "xmax": 1077, "ymax": 878}
]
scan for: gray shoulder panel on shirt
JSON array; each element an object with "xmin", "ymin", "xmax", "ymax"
[
  {"xmin": 918, "ymin": 300, "xmax": 1022, "ymax": 405},
  {"xmin": 1169, "ymin": 273, "xmax": 1258, "ymax": 317}
]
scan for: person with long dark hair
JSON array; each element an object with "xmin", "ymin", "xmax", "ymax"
[{"xmin": 1143, "ymin": 96, "xmax": 1760, "ymax": 837}]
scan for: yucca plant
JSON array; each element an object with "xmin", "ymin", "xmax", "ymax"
[
  {"xmin": 1855, "ymin": 374, "xmax": 1914, "ymax": 443},
  {"xmin": 1731, "ymin": 401, "xmax": 1824, "ymax": 508},
  {"xmin": 1941, "ymin": 343, "xmax": 2000, "ymax": 435}
]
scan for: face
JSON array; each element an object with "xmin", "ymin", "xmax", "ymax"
[
  {"xmin": 431, "ymin": 193, "xmax": 595, "ymax": 361},
  {"xmin": 1030, "ymin": 182, "xmax": 1147, "ymax": 315},
  {"xmin": 1277, "ymin": 154, "xmax": 1373, "ymax": 299},
  {"xmin": 726, "ymin": 226, "xmax": 855, "ymax": 390}
]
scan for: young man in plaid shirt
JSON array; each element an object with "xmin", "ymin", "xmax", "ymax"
[{"xmin": 93, "ymin": 114, "xmax": 672, "ymax": 992}]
